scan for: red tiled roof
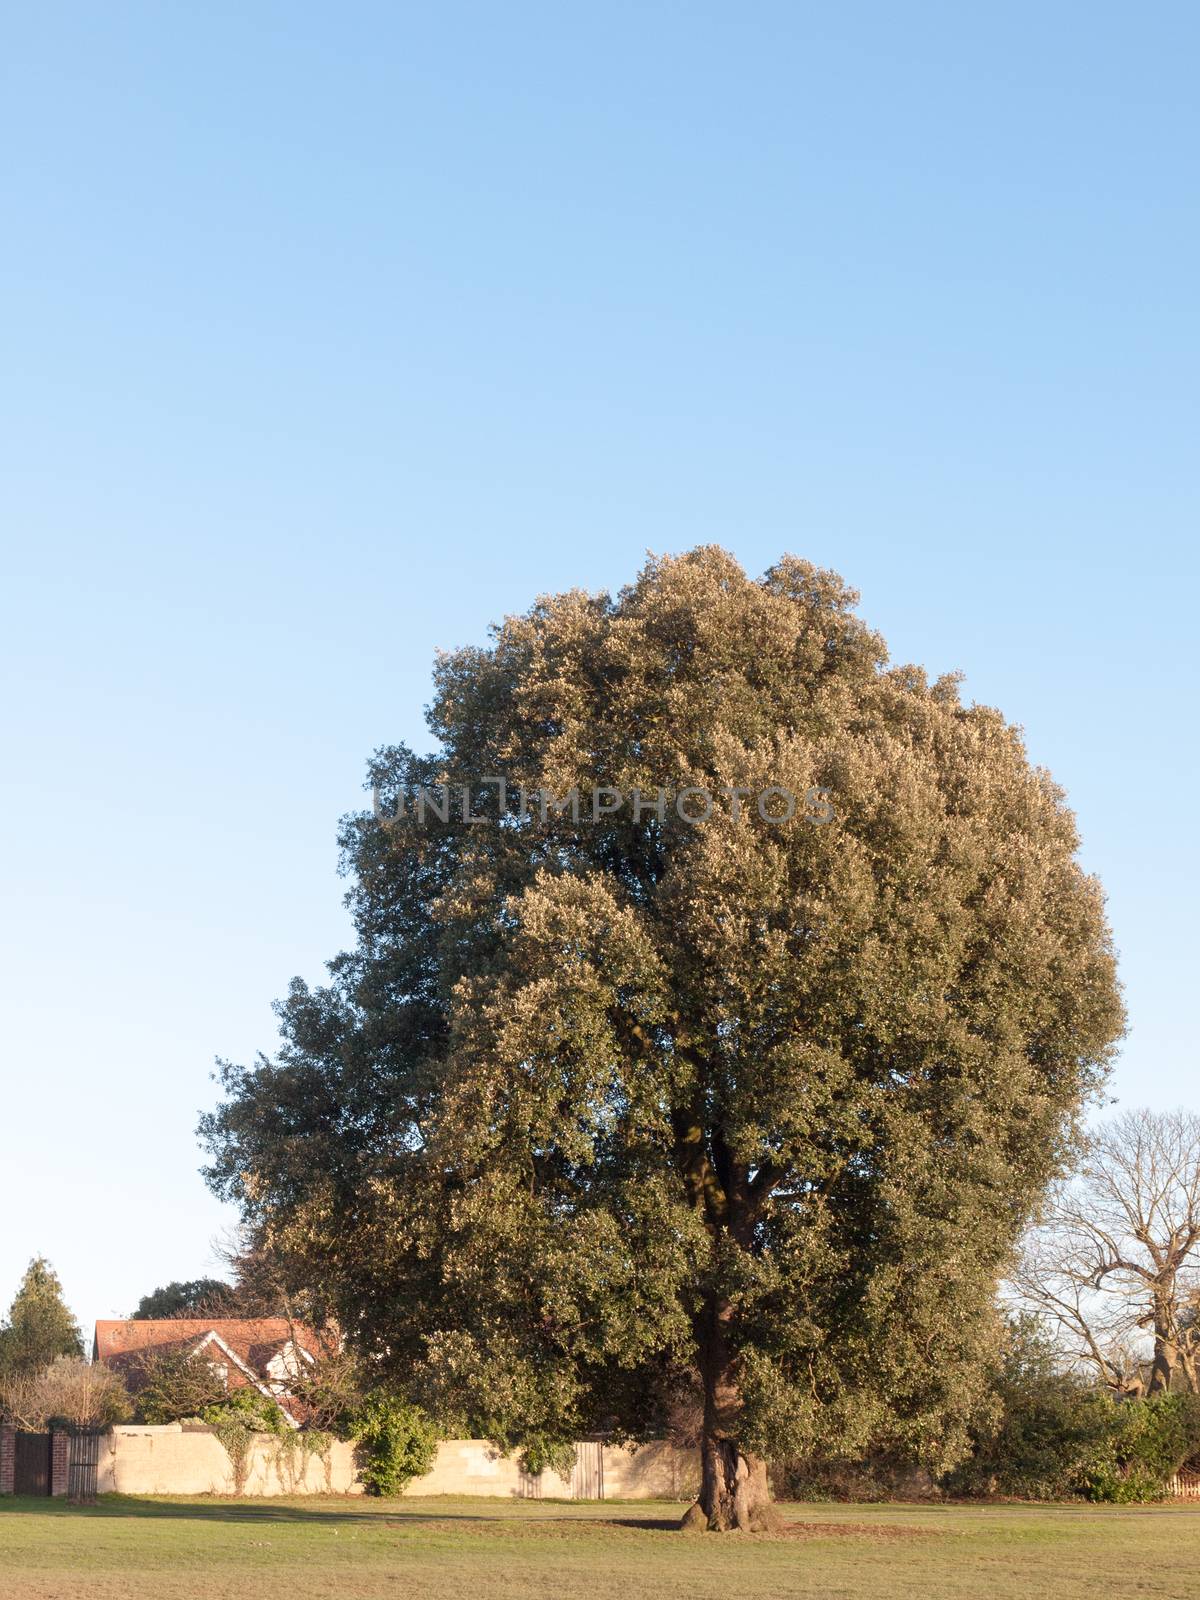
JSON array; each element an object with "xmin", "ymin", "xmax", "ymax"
[
  {"xmin": 92, "ymin": 1318, "xmax": 330, "ymax": 1422},
  {"xmin": 93, "ymin": 1317, "xmax": 323, "ymax": 1369}
]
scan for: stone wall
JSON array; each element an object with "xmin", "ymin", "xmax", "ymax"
[
  {"xmin": 600, "ymin": 1438, "xmax": 699, "ymax": 1500},
  {"xmin": 91, "ymin": 1426, "xmax": 698, "ymax": 1500},
  {"xmin": 401, "ymin": 1438, "xmax": 697, "ymax": 1499},
  {"xmin": 406, "ymin": 1437, "xmax": 544, "ymax": 1497},
  {"xmin": 97, "ymin": 1425, "xmax": 361, "ymax": 1496}
]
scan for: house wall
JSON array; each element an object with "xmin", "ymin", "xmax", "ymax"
[{"xmin": 94, "ymin": 1426, "xmax": 698, "ymax": 1500}]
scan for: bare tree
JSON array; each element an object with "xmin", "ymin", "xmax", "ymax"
[
  {"xmin": 211, "ymin": 1225, "xmax": 327, "ymax": 1324},
  {"xmin": 0, "ymin": 1366, "xmax": 52, "ymax": 1430},
  {"xmin": 0, "ymin": 1357, "xmax": 130, "ymax": 1430},
  {"xmin": 1015, "ymin": 1109, "xmax": 1200, "ymax": 1395}
]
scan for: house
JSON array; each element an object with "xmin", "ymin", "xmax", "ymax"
[{"xmin": 93, "ymin": 1318, "xmax": 326, "ymax": 1427}]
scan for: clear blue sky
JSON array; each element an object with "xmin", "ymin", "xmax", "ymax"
[{"xmin": 1, "ymin": 4, "xmax": 1196, "ymax": 1335}]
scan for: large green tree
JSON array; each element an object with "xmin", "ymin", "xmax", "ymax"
[
  {"xmin": 0, "ymin": 1257, "xmax": 84, "ymax": 1375},
  {"xmin": 203, "ymin": 548, "xmax": 1123, "ymax": 1529},
  {"xmin": 132, "ymin": 1278, "xmax": 235, "ymax": 1319}
]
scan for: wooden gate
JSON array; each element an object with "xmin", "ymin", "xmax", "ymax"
[
  {"xmin": 571, "ymin": 1440, "xmax": 604, "ymax": 1500},
  {"xmin": 14, "ymin": 1432, "xmax": 51, "ymax": 1496},
  {"xmin": 68, "ymin": 1432, "xmax": 102, "ymax": 1502}
]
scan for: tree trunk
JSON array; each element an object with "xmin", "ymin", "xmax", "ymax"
[
  {"xmin": 696, "ymin": 1432, "xmax": 777, "ymax": 1531},
  {"xmin": 1148, "ymin": 1297, "xmax": 1177, "ymax": 1395},
  {"xmin": 681, "ymin": 1295, "xmax": 781, "ymax": 1532},
  {"xmin": 1178, "ymin": 1332, "xmax": 1198, "ymax": 1394}
]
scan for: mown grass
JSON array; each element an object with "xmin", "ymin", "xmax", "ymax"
[{"xmin": 1, "ymin": 1493, "xmax": 1197, "ymax": 1599}]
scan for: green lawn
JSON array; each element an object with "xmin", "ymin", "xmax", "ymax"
[{"xmin": 1, "ymin": 1494, "xmax": 1197, "ymax": 1600}]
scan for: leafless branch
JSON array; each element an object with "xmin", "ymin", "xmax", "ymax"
[{"xmin": 1011, "ymin": 1109, "xmax": 1200, "ymax": 1395}]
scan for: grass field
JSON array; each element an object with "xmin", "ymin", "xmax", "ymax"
[{"xmin": 1, "ymin": 1494, "xmax": 1197, "ymax": 1600}]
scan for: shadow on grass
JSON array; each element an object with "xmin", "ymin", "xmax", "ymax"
[{"xmin": 0, "ymin": 1495, "xmax": 684, "ymax": 1530}]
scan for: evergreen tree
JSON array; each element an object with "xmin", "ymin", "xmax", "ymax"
[
  {"xmin": 132, "ymin": 1279, "xmax": 234, "ymax": 1319},
  {"xmin": 0, "ymin": 1257, "xmax": 84, "ymax": 1375},
  {"xmin": 203, "ymin": 548, "xmax": 1124, "ymax": 1529}
]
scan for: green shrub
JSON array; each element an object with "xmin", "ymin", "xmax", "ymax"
[
  {"xmin": 1080, "ymin": 1393, "xmax": 1200, "ymax": 1503},
  {"xmin": 950, "ymin": 1321, "xmax": 1200, "ymax": 1502},
  {"xmin": 201, "ymin": 1386, "xmax": 290, "ymax": 1435},
  {"xmin": 351, "ymin": 1394, "xmax": 439, "ymax": 1497},
  {"xmin": 777, "ymin": 1453, "xmax": 937, "ymax": 1502}
]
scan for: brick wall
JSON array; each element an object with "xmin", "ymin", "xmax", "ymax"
[
  {"xmin": 49, "ymin": 1429, "xmax": 70, "ymax": 1496},
  {"xmin": 0, "ymin": 1426, "xmax": 14, "ymax": 1495}
]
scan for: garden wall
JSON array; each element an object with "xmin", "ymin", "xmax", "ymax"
[
  {"xmin": 96, "ymin": 1426, "xmax": 699, "ymax": 1499},
  {"xmin": 412, "ymin": 1437, "xmax": 699, "ymax": 1499},
  {"xmin": 98, "ymin": 1425, "xmax": 360, "ymax": 1496}
]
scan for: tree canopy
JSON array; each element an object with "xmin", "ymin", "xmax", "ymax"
[
  {"xmin": 0, "ymin": 1257, "xmax": 84, "ymax": 1376},
  {"xmin": 132, "ymin": 1278, "xmax": 236, "ymax": 1319},
  {"xmin": 202, "ymin": 547, "xmax": 1124, "ymax": 1528}
]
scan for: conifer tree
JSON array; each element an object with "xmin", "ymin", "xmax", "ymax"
[{"xmin": 0, "ymin": 1257, "xmax": 84, "ymax": 1376}]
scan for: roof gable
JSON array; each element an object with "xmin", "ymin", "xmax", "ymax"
[
  {"xmin": 94, "ymin": 1317, "xmax": 323, "ymax": 1365},
  {"xmin": 93, "ymin": 1318, "xmax": 329, "ymax": 1427}
]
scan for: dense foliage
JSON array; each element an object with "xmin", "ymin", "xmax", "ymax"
[
  {"xmin": 200, "ymin": 1387, "xmax": 290, "ymax": 1434},
  {"xmin": 350, "ymin": 1394, "xmax": 440, "ymax": 1496},
  {"xmin": 950, "ymin": 1320, "xmax": 1200, "ymax": 1501},
  {"xmin": 202, "ymin": 548, "xmax": 1124, "ymax": 1528},
  {"xmin": 1080, "ymin": 1394, "xmax": 1200, "ymax": 1502},
  {"xmin": 133, "ymin": 1279, "xmax": 236, "ymax": 1318},
  {"xmin": 0, "ymin": 1258, "xmax": 84, "ymax": 1376}
]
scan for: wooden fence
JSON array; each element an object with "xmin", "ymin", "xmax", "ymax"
[{"xmin": 67, "ymin": 1432, "xmax": 103, "ymax": 1503}]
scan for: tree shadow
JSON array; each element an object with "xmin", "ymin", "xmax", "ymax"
[
  {"xmin": 83, "ymin": 1497, "xmax": 512, "ymax": 1525},
  {"xmin": 24, "ymin": 1496, "xmax": 678, "ymax": 1528},
  {"xmin": 595, "ymin": 1516, "xmax": 680, "ymax": 1532}
]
